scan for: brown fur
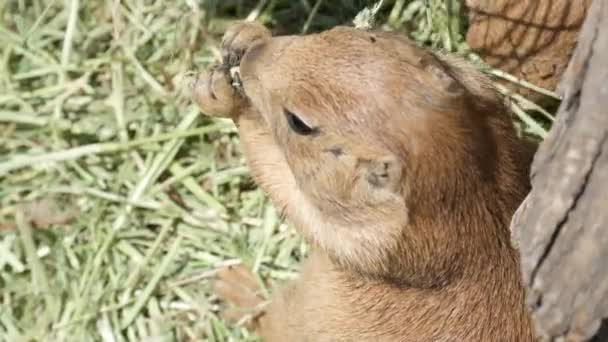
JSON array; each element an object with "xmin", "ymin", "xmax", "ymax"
[{"xmin": 192, "ymin": 22, "xmax": 537, "ymax": 341}]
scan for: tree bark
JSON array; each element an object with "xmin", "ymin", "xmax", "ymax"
[
  {"xmin": 464, "ymin": 0, "xmax": 591, "ymax": 103},
  {"xmin": 511, "ymin": 0, "xmax": 608, "ymax": 341}
]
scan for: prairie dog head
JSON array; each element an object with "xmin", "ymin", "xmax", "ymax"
[{"xmin": 193, "ymin": 23, "xmax": 531, "ymax": 287}]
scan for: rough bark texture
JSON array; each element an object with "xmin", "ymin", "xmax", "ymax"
[
  {"xmin": 465, "ymin": 0, "xmax": 591, "ymax": 103},
  {"xmin": 510, "ymin": 0, "xmax": 608, "ymax": 341}
]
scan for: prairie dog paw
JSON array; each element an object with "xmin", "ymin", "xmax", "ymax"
[
  {"xmin": 221, "ymin": 21, "xmax": 272, "ymax": 68},
  {"xmin": 212, "ymin": 264, "xmax": 268, "ymax": 328},
  {"xmin": 191, "ymin": 65, "xmax": 245, "ymax": 118}
]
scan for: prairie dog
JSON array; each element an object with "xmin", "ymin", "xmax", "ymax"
[{"xmin": 192, "ymin": 22, "xmax": 537, "ymax": 341}]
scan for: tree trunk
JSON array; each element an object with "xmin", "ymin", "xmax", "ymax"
[
  {"xmin": 511, "ymin": 0, "xmax": 608, "ymax": 341},
  {"xmin": 464, "ymin": 0, "xmax": 591, "ymax": 103}
]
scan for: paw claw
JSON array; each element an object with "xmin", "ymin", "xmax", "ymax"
[
  {"xmin": 220, "ymin": 22, "xmax": 272, "ymax": 67},
  {"xmin": 191, "ymin": 65, "xmax": 243, "ymax": 118},
  {"xmin": 191, "ymin": 22, "xmax": 271, "ymax": 119}
]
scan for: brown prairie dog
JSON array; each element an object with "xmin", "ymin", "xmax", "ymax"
[{"xmin": 192, "ymin": 22, "xmax": 537, "ymax": 341}]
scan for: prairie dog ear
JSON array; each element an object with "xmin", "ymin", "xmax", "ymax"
[
  {"xmin": 361, "ymin": 156, "xmax": 403, "ymax": 194},
  {"xmin": 420, "ymin": 55, "xmax": 464, "ymax": 96}
]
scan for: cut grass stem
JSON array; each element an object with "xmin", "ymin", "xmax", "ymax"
[{"xmin": 0, "ymin": 113, "xmax": 232, "ymax": 177}]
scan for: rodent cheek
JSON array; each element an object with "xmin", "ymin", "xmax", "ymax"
[
  {"xmin": 315, "ymin": 153, "xmax": 359, "ymax": 205},
  {"xmin": 280, "ymin": 147, "xmax": 327, "ymax": 197}
]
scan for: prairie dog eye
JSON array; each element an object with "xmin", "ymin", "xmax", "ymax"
[{"xmin": 284, "ymin": 109, "xmax": 318, "ymax": 136}]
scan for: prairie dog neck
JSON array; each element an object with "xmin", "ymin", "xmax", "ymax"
[{"xmin": 268, "ymin": 247, "xmax": 530, "ymax": 342}]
